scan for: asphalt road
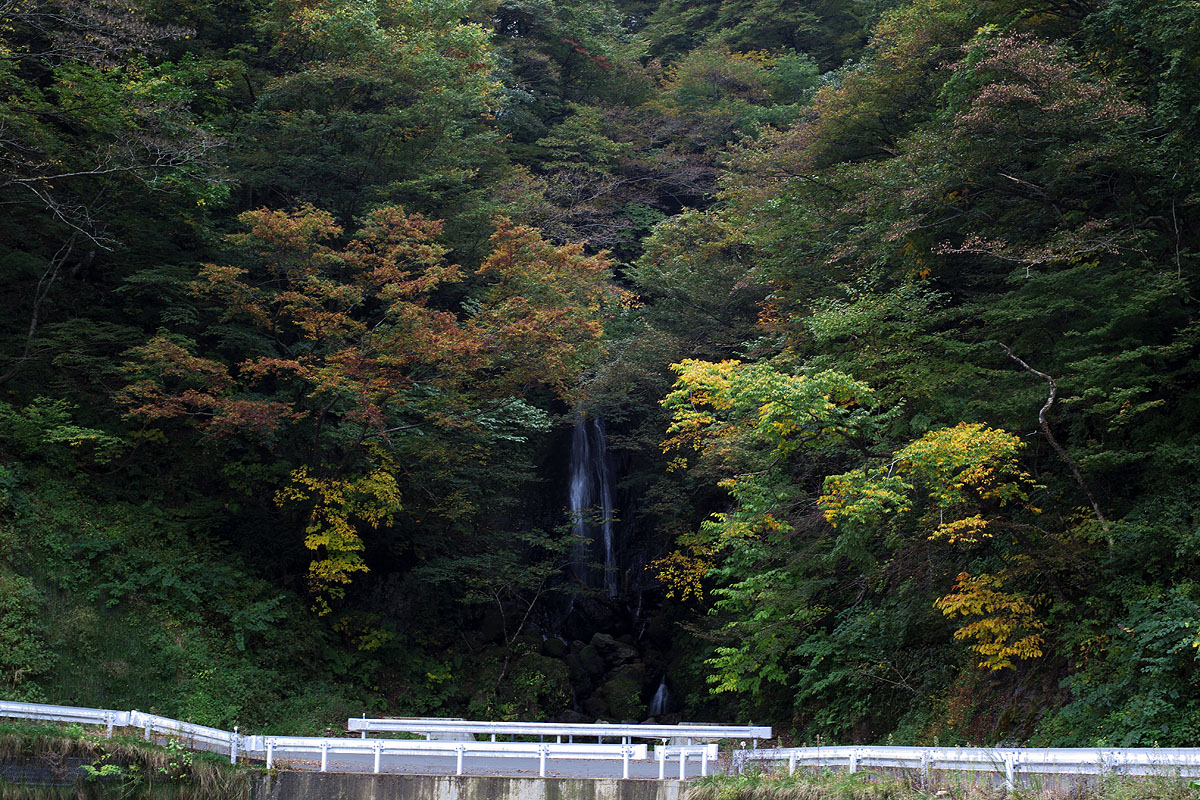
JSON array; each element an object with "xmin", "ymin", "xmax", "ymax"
[{"xmin": 269, "ymin": 749, "xmax": 725, "ymax": 780}]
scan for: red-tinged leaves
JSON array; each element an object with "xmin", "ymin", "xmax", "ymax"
[
  {"xmin": 345, "ymin": 206, "xmax": 462, "ymax": 299},
  {"xmin": 948, "ymin": 32, "xmax": 1144, "ymax": 133},
  {"xmin": 120, "ymin": 336, "xmax": 234, "ymax": 419},
  {"xmin": 472, "ymin": 217, "xmax": 620, "ymax": 401},
  {"xmin": 122, "ymin": 203, "xmax": 618, "ymax": 603},
  {"xmin": 121, "ymin": 336, "xmax": 301, "ymax": 434}
]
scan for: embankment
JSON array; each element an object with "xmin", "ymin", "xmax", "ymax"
[{"xmin": 253, "ymin": 774, "xmax": 687, "ymax": 800}]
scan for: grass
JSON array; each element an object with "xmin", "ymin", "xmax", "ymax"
[
  {"xmin": 0, "ymin": 721, "xmax": 255, "ymax": 799},
  {"xmin": 685, "ymin": 765, "xmax": 1200, "ymax": 800}
]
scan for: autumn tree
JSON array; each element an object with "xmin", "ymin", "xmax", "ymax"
[{"xmin": 122, "ymin": 205, "xmax": 619, "ymax": 611}]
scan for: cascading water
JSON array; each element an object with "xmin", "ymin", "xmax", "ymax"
[
  {"xmin": 568, "ymin": 415, "xmax": 618, "ymax": 597},
  {"xmin": 648, "ymin": 677, "xmax": 670, "ymax": 717}
]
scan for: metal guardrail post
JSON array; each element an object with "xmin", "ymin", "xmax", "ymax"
[
  {"xmin": 679, "ymin": 749, "xmax": 687, "ymax": 780},
  {"xmin": 373, "ymin": 743, "xmax": 382, "ymax": 774},
  {"xmin": 788, "ymin": 752, "xmax": 797, "ymax": 775},
  {"xmin": 701, "ymin": 748, "xmax": 709, "ymax": 777},
  {"xmin": 320, "ymin": 741, "xmax": 329, "ymax": 772},
  {"xmin": 266, "ymin": 740, "xmax": 275, "ymax": 769},
  {"xmin": 920, "ymin": 749, "xmax": 930, "ymax": 788},
  {"xmin": 231, "ymin": 726, "xmax": 239, "ymax": 764},
  {"xmin": 455, "ymin": 744, "xmax": 465, "ymax": 775},
  {"xmin": 658, "ymin": 747, "xmax": 666, "ymax": 779},
  {"xmin": 849, "ymin": 749, "xmax": 858, "ymax": 774},
  {"xmin": 538, "ymin": 745, "xmax": 547, "ymax": 777},
  {"xmin": 1003, "ymin": 752, "xmax": 1016, "ymax": 791},
  {"xmin": 621, "ymin": 746, "xmax": 630, "ymax": 779}
]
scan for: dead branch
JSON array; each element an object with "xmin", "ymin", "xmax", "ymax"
[{"xmin": 999, "ymin": 343, "xmax": 1110, "ymax": 533}]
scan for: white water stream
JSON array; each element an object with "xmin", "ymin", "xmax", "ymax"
[{"xmin": 568, "ymin": 415, "xmax": 617, "ymax": 597}]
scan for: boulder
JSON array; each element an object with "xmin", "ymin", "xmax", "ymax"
[
  {"xmin": 583, "ymin": 692, "xmax": 610, "ymax": 720},
  {"xmin": 541, "ymin": 636, "xmax": 568, "ymax": 659},
  {"xmin": 578, "ymin": 644, "xmax": 606, "ymax": 677},
  {"xmin": 598, "ymin": 663, "xmax": 647, "ymax": 721},
  {"xmin": 591, "ymin": 632, "xmax": 638, "ymax": 664}
]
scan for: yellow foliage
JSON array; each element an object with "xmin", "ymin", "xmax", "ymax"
[
  {"xmin": 934, "ymin": 513, "xmax": 992, "ymax": 543},
  {"xmin": 661, "ymin": 360, "xmax": 741, "ymax": 444},
  {"xmin": 651, "ymin": 547, "xmax": 715, "ymax": 602},
  {"xmin": 819, "ymin": 469, "xmax": 911, "ymax": 529},
  {"xmin": 899, "ymin": 422, "xmax": 1035, "ymax": 510},
  {"xmin": 935, "ymin": 571, "xmax": 1044, "ymax": 670},
  {"xmin": 276, "ymin": 451, "xmax": 402, "ymax": 614}
]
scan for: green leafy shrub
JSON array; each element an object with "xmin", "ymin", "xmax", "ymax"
[{"xmin": 0, "ymin": 572, "xmax": 54, "ymax": 701}]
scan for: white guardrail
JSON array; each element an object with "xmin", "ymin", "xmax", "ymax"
[
  {"xmin": 261, "ymin": 738, "xmax": 648, "ymax": 777},
  {"xmin": 0, "ymin": 701, "xmax": 245, "ymax": 763},
  {"xmin": 734, "ymin": 745, "xmax": 1200, "ymax": 791},
  {"xmin": 16, "ymin": 700, "xmax": 1200, "ymax": 788},
  {"xmin": 347, "ymin": 717, "xmax": 772, "ymax": 746},
  {"xmin": 0, "ymin": 700, "xmax": 730, "ymax": 778}
]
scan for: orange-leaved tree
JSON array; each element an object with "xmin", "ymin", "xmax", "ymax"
[{"xmin": 122, "ymin": 205, "xmax": 619, "ymax": 611}]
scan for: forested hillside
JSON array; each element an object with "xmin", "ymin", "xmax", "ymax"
[{"xmin": 2, "ymin": 0, "xmax": 1198, "ymax": 746}]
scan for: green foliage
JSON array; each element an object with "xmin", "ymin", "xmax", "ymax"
[
  {"xmin": 638, "ymin": 0, "xmax": 879, "ymax": 70},
  {"xmin": 626, "ymin": 0, "xmax": 1200, "ymax": 744},
  {"xmin": 239, "ymin": 0, "xmax": 501, "ymax": 223},
  {"xmin": 0, "ymin": 399, "xmax": 126, "ymax": 466},
  {"xmin": 0, "ymin": 572, "xmax": 54, "ymax": 701},
  {"xmin": 0, "ymin": 0, "xmax": 1198, "ymax": 750},
  {"xmin": 688, "ymin": 766, "xmax": 908, "ymax": 800},
  {"xmin": 1039, "ymin": 583, "xmax": 1200, "ymax": 746}
]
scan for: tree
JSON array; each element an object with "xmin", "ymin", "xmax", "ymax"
[
  {"xmin": 235, "ymin": 0, "xmax": 501, "ymax": 225},
  {"xmin": 121, "ymin": 204, "xmax": 620, "ymax": 611},
  {"xmin": 0, "ymin": 0, "xmax": 222, "ymax": 391}
]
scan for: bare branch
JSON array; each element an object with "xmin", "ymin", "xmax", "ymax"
[{"xmin": 999, "ymin": 343, "xmax": 1110, "ymax": 532}]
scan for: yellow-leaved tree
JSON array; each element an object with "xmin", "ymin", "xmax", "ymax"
[
  {"xmin": 275, "ymin": 449, "xmax": 402, "ymax": 615},
  {"xmin": 656, "ymin": 356, "xmax": 1051, "ymax": 705},
  {"xmin": 820, "ymin": 422, "xmax": 1046, "ymax": 671}
]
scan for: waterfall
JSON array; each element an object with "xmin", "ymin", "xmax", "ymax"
[
  {"xmin": 568, "ymin": 415, "xmax": 618, "ymax": 597},
  {"xmin": 594, "ymin": 418, "xmax": 616, "ymax": 598},
  {"xmin": 568, "ymin": 419, "xmax": 592, "ymax": 587},
  {"xmin": 648, "ymin": 677, "xmax": 670, "ymax": 717}
]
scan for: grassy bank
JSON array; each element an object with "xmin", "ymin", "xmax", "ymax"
[
  {"xmin": 685, "ymin": 767, "xmax": 1200, "ymax": 800},
  {"xmin": 0, "ymin": 721, "xmax": 254, "ymax": 799}
]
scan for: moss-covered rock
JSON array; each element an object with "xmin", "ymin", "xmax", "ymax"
[{"xmin": 599, "ymin": 664, "xmax": 647, "ymax": 721}]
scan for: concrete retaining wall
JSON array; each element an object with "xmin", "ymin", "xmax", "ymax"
[{"xmin": 253, "ymin": 773, "xmax": 688, "ymax": 800}]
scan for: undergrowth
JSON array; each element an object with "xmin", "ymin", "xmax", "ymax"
[
  {"xmin": 686, "ymin": 767, "xmax": 1200, "ymax": 800},
  {"xmin": 0, "ymin": 721, "xmax": 253, "ymax": 799}
]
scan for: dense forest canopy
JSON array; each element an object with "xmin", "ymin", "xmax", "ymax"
[{"xmin": 2, "ymin": 0, "xmax": 1198, "ymax": 745}]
